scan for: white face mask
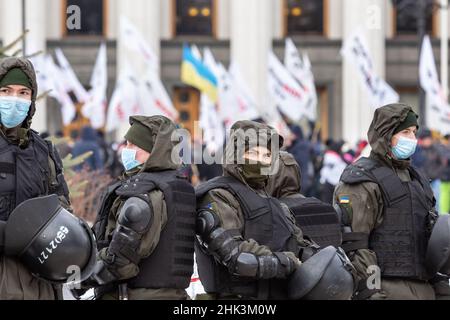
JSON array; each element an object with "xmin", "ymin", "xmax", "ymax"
[
  {"xmin": 392, "ymin": 136, "xmax": 417, "ymax": 160},
  {"xmin": 121, "ymin": 148, "xmax": 142, "ymax": 171},
  {"xmin": 0, "ymin": 96, "xmax": 31, "ymax": 128}
]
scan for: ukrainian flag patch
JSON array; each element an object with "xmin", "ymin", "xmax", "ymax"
[{"xmin": 339, "ymin": 196, "xmax": 350, "ymax": 204}]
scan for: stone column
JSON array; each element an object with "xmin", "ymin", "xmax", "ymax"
[
  {"xmin": 342, "ymin": 0, "xmax": 387, "ymax": 144},
  {"xmin": 216, "ymin": 0, "xmax": 231, "ymax": 40},
  {"xmin": 116, "ymin": 0, "xmax": 161, "ymax": 139},
  {"xmin": 230, "ymin": 0, "xmax": 274, "ymax": 111}
]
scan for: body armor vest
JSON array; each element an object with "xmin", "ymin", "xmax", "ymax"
[
  {"xmin": 93, "ymin": 169, "xmax": 196, "ymax": 290},
  {"xmin": 0, "ymin": 131, "xmax": 52, "ymax": 221},
  {"xmin": 340, "ymin": 157, "xmax": 437, "ymax": 280},
  {"xmin": 195, "ymin": 175, "xmax": 300, "ymax": 299},
  {"xmin": 280, "ymin": 196, "xmax": 342, "ymax": 248}
]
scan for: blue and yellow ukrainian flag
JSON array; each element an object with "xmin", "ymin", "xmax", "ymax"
[{"xmin": 181, "ymin": 44, "xmax": 218, "ymax": 102}]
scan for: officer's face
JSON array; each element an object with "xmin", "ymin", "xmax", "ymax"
[
  {"xmin": 126, "ymin": 141, "xmax": 151, "ymax": 163},
  {"xmin": 243, "ymin": 146, "xmax": 272, "ymax": 165},
  {"xmin": 0, "ymin": 85, "xmax": 32, "ymax": 100},
  {"xmin": 391, "ymin": 125, "xmax": 418, "ymax": 147}
]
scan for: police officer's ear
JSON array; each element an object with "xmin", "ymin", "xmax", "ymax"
[
  {"xmin": 126, "ymin": 143, "xmax": 151, "ymax": 164},
  {"xmin": 135, "ymin": 147, "xmax": 151, "ymax": 164}
]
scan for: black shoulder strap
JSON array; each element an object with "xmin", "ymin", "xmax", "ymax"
[
  {"xmin": 0, "ymin": 136, "xmax": 14, "ymax": 176},
  {"xmin": 196, "ymin": 176, "xmax": 268, "ymax": 220},
  {"xmin": 92, "ymin": 180, "xmax": 123, "ymax": 248},
  {"xmin": 115, "ymin": 170, "xmax": 194, "ymax": 218},
  {"xmin": 115, "ymin": 170, "xmax": 180, "ymax": 198},
  {"xmin": 341, "ymin": 157, "xmax": 409, "ymax": 206},
  {"xmin": 409, "ymin": 166, "xmax": 436, "ymax": 206},
  {"xmin": 370, "ymin": 166, "xmax": 409, "ymax": 205},
  {"xmin": 195, "ymin": 176, "xmax": 226, "ymax": 200},
  {"xmin": 36, "ymin": 131, "xmax": 70, "ymax": 203},
  {"xmin": 340, "ymin": 157, "xmax": 379, "ymax": 185},
  {"xmin": 31, "ymin": 131, "xmax": 49, "ymax": 152},
  {"xmin": 0, "ymin": 134, "xmax": 8, "ymax": 149}
]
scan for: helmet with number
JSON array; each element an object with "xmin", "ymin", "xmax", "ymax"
[
  {"xmin": 288, "ymin": 246, "xmax": 354, "ymax": 300},
  {"xmin": 4, "ymin": 195, "xmax": 96, "ymax": 283},
  {"xmin": 426, "ymin": 214, "xmax": 450, "ymax": 276}
]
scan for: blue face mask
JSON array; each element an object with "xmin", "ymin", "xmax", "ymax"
[
  {"xmin": 121, "ymin": 148, "xmax": 143, "ymax": 171},
  {"xmin": 392, "ymin": 136, "xmax": 417, "ymax": 160},
  {"xmin": 0, "ymin": 96, "xmax": 31, "ymax": 128}
]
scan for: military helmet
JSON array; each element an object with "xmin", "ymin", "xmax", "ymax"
[
  {"xmin": 288, "ymin": 246, "xmax": 354, "ymax": 300},
  {"xmin": 4, "ymin": 195, "xmax": 96, "ymax": 283},
  {"xmin": 426, "ymin": 214, "xmax": 450, "ymax": 276}
]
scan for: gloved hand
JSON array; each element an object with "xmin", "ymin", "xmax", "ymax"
[{"xmin": 81, "ymin": 260, "xmax": 118, "ymax": 288}]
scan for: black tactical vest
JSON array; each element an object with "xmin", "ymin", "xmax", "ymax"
[
  {"xmin": 280, "ymin": 196, "xmax": 342, "ymax": 248},
  {"xmin": 93, "ymin": 169, "xmax": 196, "ymax": 290},
  {"xmin": 340, "ymin": 157, "xmax": 436, "ymax": 280},
  {"xmin": 0, "ymin": 131, "xmax": 52, "ymax": 221},
  {"xmin": 195, "ymin": 175, "xmax": 300, "ymax": 299}
]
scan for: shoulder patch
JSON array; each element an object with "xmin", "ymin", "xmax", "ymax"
[{"xmin": 339, "ymin": 195, "xmax": 350, "ymax": 204}]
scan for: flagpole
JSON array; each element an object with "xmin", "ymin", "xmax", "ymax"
[
  {"xmin": 441, "ymin": 0, "xmax": 449, "ymax": 100},
  {"xmin": 21, "ymin": 0, "xmax": 26, "ymax": 55},
  {"xmin": 418, "ymin": 0, "xmax": 427, "ymax": 127}
]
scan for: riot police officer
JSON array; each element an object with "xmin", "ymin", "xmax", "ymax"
[
  {"xmin": 335, "ymin": 103, "xmax": 443, "ymax": 299},
  {"xmin": 89, "ymin": 115, "xmax": 196, "ymax": 300},
  {"xmin": 0, "ymin": 57, "xmax": 73, "ymax": 300},
  {"xmin": 195, "ymin": 120, "xmax": 354, "ymax": 300}
]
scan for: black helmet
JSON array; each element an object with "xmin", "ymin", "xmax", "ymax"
[
  {"xmin": 288, "ymin": 246, "xmax": 354, "ymax": 300},
  {"xmin": 4, "ymin": 195, "xmax": 96, "ymax": 284},
  {"xmin": 426, "ymin": 214, "xmax": 450, "ymax": 276}
]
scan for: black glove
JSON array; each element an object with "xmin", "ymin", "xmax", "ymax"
[{"xmin": 81, "ymin": 260, "xmax": 118, "ymax": 287}]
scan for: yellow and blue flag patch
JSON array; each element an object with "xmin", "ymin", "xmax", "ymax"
[{"xmin": 339, "ymin": 195, "xmax": 350, "ymax": 204}]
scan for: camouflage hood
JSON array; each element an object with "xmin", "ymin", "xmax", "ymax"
[
  {"xmin": 128, "ymin": 115, "xmax": 182, "ymax": 172},
  {"xmin": 0, "ymin": 57, "xmax": 38, "ymax": 131},
  {"xmin": 223, "ymin": 120, "xmax": 283, "ymax": 186},
  {"xmin": 368, "ymin": 103, "xmax": 417, "ymax": 169},
  {"xmin": 266, "ymin": 151, "xmax": 302, "ymax": 198}
]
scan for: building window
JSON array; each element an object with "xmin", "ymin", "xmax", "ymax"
[
  {"xmin": 394, "ymin": 0, "xmax": 434, "ymax": 36},
  {"xmin": 175, "ymin": 0, "xmax": 213, "ymax": 36},
  {"xmin": 65, "ymin": 0, "xmax": 105, "ymax": 36},
  {"xmin": 285, "ymin": 0, "xmax": 324, "ymax": 35}
]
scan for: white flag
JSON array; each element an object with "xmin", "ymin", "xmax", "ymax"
[
  {"xmin": 106, "ymin": 63, "xmax": 141, "ymax": 132},
  {"xmin": 260, "ymin": 108, "xmax": 292, "ymax": 141},
  {"xmin": 199, "ymin": 94, "xmax": 225, "ymax": 153},
  {"xmin": 31, "ymin": 54, "xmax": 54, "ymax": 94},
  {"xmin": 139, "ymin": 68, "xmax": 178, "ymax": 120},
  {"xmin": 191, "ymin": 44, "xmax": 202, "ymax": 61},
  {"xmin": 420, "ymin": 35, "xmax": 450, "ymax": 133},
  {"xmin": 341, "ymin": 29, "xmax": 399, "ymax": 109},
  {"xmin": 55, "ymin": 48, "xmax": 90, "ymax": 103},
  {"xmin": 43, "ymin": 55, "xmax": 76, "ymax": 125},
  {"xmin": 284, "ymin": 38, "xmax": 318, "ymax": 121},
  {"xmin": 82, "ymin": 43, "xmax": 108, "ymax": 129},
  {"xmin": 229, "ymin": 62, "xmax": 259, "ymax": 110},
  {"xmin": 216, "ymin": 63, "xmax": 260, "ymax": 131},
  {"xmin": 268, "ymin": 51, "xmax": 309, "ymax": 122},
  {"xmin": 120, "ymin": 16, "xmax": 159, "ymax": 71},
  {"xmin": 426, "ymin": 93, "xmax": 450, "ymax": 135},
  {"xmin": 420, "ymin": 35, "xmax": 442, "ymax": 94},
  {"xmin": 203, "ymin": 47, "xmax": 221, "ymax": 76},
  {"xmin": 199, "ymin": 47, "xmax": 225, "ymax": 153}
]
